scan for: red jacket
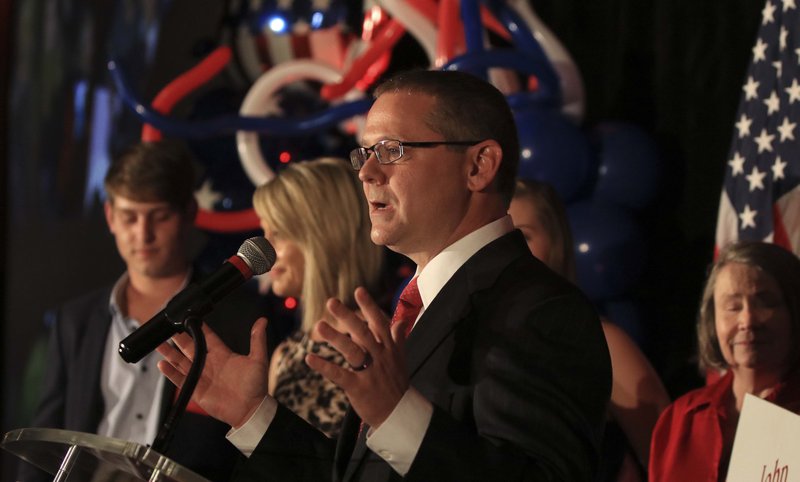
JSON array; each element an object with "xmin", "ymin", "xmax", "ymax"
[{"xmin": 649, "ymin": 369, "xmax": 800, "ymax": 482}]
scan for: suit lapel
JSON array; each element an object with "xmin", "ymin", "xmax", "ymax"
[
  {"xmin": 83, "ymin": 290, "xmax": 114, "ymax": 430},
  {"xmin": 339, "ymin": 412, "xmax": 370, "ymax": 481},
  {"xmin": 405, "ymin": 231, "xmax": 527, "ymax": 377}
]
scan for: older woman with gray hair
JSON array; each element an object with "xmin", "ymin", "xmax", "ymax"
[{"xmin": 649, "ymin": 241, "xmax": 800, "ymax": 482}]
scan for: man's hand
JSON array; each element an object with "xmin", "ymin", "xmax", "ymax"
[
  {"xmin": 306, "ymin": 287, "xmax": 410, "ymax": 428},
  {"xmin": 157, "ymin": 317, "xmax": 270, "ymax": 428}
]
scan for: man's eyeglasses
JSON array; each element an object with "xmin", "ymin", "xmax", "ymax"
[{"xmin": 349, "ymin": 139, "xmax": 483, "ymax": 170}]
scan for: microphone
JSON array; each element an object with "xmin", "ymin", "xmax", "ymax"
[{"xmin": 118, "ymin": 237, "xmax": 276, "ymax": 363}]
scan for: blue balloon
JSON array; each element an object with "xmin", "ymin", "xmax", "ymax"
[
  {"xmin": 568, "ymin": 201, "xmax": 646, "ymax": 301},
  {"xmin": 515, "ymin": 107, "xmax": 594, "ymax": 202},
  {"xmin": 108, "ymin": 59, "xmax": 373, "ymax": 140},
  {"xmin": 590, "ymin": 122, "xmax": 661, "ymax": 211}
]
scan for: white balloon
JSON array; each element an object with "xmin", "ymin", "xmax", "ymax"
[
  {"xmin": 506, "ymin": 0, "xmax": 586, "ymax": 121},
  {"xmin": 236, "ymin": 60, "xmax": 344, "ymax": 186}
]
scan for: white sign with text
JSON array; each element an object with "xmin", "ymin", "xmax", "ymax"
[{"xmin": 727, "ymin": 393, "xmax": 799, "ymax": 482}]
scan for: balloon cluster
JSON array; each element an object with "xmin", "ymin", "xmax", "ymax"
[{"xmin": 109, "ymin": 0, "xmax": 661, "ymax": 343}]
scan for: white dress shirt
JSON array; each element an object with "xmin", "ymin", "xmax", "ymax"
[{"xmin": 96, "ymin": 271, "xmax": 190, "ymax": 445}]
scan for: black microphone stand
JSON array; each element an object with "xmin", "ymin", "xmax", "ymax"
[{"xmin": 151, "ymin": 314, "xmax": 206, "ymax": 455}]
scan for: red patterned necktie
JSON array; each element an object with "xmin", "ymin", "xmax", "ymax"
[{"xmin": 391, "ymin": 277, "xmax": 422, "ymax": 337}]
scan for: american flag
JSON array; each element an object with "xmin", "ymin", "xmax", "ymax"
[{"xmin": 716, "ymin": 0, "xmax": 800, "ymax": 256}]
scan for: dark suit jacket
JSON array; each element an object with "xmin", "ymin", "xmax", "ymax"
[
  {"xmin": 19, "ymin": 271, "xmax": 269, "ymax": 482},
  {"xmin": 234, "ymin": 230, "xmax": 612, "ymax": 482}
]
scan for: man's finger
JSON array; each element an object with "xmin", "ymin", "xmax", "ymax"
[
  {"xmin": 248, "ymin": 317, "xmax": 269, "ymax": 361},
  {"xmin": 171, "ymin": 331, "xmax": 196, "ymax": 358},
  {"xmin": 326, "ymin": 298, "xmax": 380, "ymax": 349},
  {"xmin": 354, "ymin": 287, "xmax": 385, "ymax": 323},
  {"xmin": 306, "ymin": 353, "xmax": 353, "ymax": 389},
  {"xmin": 390, "ymin": 318, "xmax": 409, "ymax": 350},
  {"xmin": 316, "ymin": 321, "xmax": 371, "ymax": 369},
  {"xmin": 157, "ymin": 359, "xmax": 187, "ymax": 388},
  {"xmin": 354, "ymin": 287, "xmax": 392, "ymax": 343},
  {"xmin": 157, "ymin": 341, "xmax": 191, "ymax": 375}
]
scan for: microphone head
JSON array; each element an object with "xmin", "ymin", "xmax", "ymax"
[{"xmin": 237, "ymin": 237, "xmax": 277, "ymax": 275}]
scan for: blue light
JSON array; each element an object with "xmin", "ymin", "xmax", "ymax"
[
  {"xmin": 73, "ymin": 80, "xmax": 88, "ymax": 138},
  {"xmin": 267, "ymin": 15, "xmax": 288, "ymax": 34},
  {"xmin": 310, "ymin": 11, "xmax": 324, "ymax": 29},
  {"xmin": 84, "ymin": 87, "xmax": 112, "ymax": 211}
]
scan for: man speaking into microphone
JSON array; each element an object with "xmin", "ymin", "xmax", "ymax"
[
  {"xmin": 158, "ymin": 70, "xmax": 612, "ymax": 482},
  {"xmin": 19, "ymin": 140, "xmax": 270, "ymax": 482}
]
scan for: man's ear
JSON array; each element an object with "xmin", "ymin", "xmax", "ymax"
[{"xmin": 466, "ymin": 140, "xmax": 502, "ymax": 193}]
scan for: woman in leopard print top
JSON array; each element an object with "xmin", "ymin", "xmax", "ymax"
[{"xmin": 252, "ymin": 158, "xmax": 384, "ymax": 438}]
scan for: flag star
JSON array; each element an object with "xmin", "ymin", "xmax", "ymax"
[
  {"xmin": 194, "ymin": 179, "xmax": 224, "ymax": 210},
  {"xmin": 743, "ymin": 76, "xmax": 761, "ymax": 100},
  {"xmin": 785, "ymin": 78, "xmax": 800, "ymax": 103},
  {"xmin": 777, "ymin": 116, "xmax": 796, "ymax": 141},
  {"xmin": 746, "ymin": 166, "xmax": 767, "ymax": 191},
  {"xmin": 735, "ymin": 114, "xmax": 753, "ymax": 138},
  {"xmin": 773, "ymin": 60, "xmax": 783, "ymax": 78},
  {"xmin": 754, "ymin": 128, "xmax": 776, "ymax": 153},
  {"xmin": 785, "ymin": 0, "xmax": 796, "ymax": 11},
  {"xmin": 780, "ymin": 27, "xmax": 789, "ymax": 50},
  {"xmin": 764, "ymin": 90, "xmax": 781, "ymax": 114},
  {"xmin": 763, "ymin": 0, "xmax": 777, "ymax": 23},
  {"xmin": 739, "ymin": 204, "xmax": 758, "ymax": 229},
  {"xmin": 728, "ymin": 152, "xmax": 746, "ymax": 175},
  {"xmin": 753, "ymin": 38, "xmax": 769, "ymax": 62},
  {"xmin": 772, "ymin": 156, "xmax": 788, "ymax": 180}
]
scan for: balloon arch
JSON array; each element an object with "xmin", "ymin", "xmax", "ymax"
[{"xmin": 109, "ymin": 0, "xmax": 662, "ymax": 346}]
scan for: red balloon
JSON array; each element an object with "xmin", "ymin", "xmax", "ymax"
[
  {"xmin": 142, "ymin": 46, "xmax": 231, "ymax": 141},
  {"xmin": 141, "ymin": 46, "xmax": 261, "ymax": 233}
]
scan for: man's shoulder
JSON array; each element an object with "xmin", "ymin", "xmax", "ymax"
[
  {"xmin": 461, "ymin": 230, "xmax": 579, "ymax": 300},
  {"xmin": 45, "ymin": 285, "xmax": 113, "ymax": 346},
  {"xmin": 57, "ymin": 285, "xmax": 113, "ymax": 317},
  {"xmin": 499, "ymin": 250, "xmax": 579, "ymax": 298}
]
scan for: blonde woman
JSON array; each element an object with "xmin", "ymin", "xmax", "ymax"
[{"xmin": 253, "ymin": 157, "xmax": 384, "ymax": 438}]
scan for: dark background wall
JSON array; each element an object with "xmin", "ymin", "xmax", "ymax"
[
  {"xmin": 0, "ymin": 0, "xmax": 10, "ymax": 472},
  {"xmin": 1, "ymin": 0, "xmax": 764, "ymax": 479},
  {"xmin": 527, "ymin": 0, "xmax": 765, "ymax": 398}
]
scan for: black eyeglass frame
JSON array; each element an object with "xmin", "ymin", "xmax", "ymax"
[{"xmin": 349, "ymin": 139, "xmax": 484, "ymax": 170}]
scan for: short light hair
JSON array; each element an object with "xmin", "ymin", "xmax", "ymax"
[
  {"xmin": 512, "ymin": 179, "xmax": 576, "ymax": 282},
  {"xmin": 373, "ymin": 69, "xmax": 520, "ymax": 205},
  {"xmin": 697, "ymin": 241, "xmax": 800, "ymax": 371},
  {"xmin": 104, "ymin": 140, "xmax": 197, "ymax": 208},
  {"xmin": 253, "ymin": 158, "xmax": 384, "ymax": 332}
]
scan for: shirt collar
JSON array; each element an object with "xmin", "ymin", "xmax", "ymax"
[
  {"xmin": 415, "ymin": 215, "xmax": 514, "ymax": 309},
  {"xmin": 685, "ymin": 366, "xmax": 800, "ymax": 412},
  {"xmin": 108, "ymin": 268, "xmax": 193, "ymax": 322},
  {"xmin": 109, "ymin": 272, "xmax": 130, "ymax": 320},
  {"xmin": 685, "ymin": 370, "xmax": 734, "ymax": 412}
]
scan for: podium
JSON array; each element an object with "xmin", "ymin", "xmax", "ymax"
[{"xmin": 2, "ymin": 428, "xmax": 211, "ymax": 482}]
